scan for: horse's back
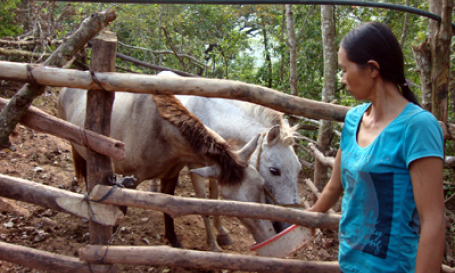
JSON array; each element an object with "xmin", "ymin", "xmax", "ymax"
[
  {"xmin": 57, "ymin": 87, "xmax": 87, "ymax": 125},
  {"xmin": 57, "ymin": 88, "xmax": 197, "ymax": 181}
]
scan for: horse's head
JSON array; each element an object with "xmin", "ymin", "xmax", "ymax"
[
  {"xmin": 190, "ymin": 135, "xmax": 276, "ymax": 243},
  {"xmin": 250, "ymin": 123, "xmax": 302, "ymax": 233}
]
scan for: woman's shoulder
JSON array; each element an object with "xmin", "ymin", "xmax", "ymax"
[{"xmin": 401, "ymin": 103, "xmax": 440, "ymax": 126}]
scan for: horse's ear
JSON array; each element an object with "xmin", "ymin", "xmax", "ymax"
[
  {"xmin": 190, "ymin": 166, "xmax": 221, "ymax": 179},
  {"xmin": 265, "ymin": 125, "xmax": 281, "ymax": 146},
  {"xmin": 236, "ymin": 134, "xmax": 260, "ymax": 161}
]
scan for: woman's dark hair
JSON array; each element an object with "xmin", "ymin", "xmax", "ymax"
[{"xmin": 340, "ymin": 22, "xmax": 420, "ymax": 106}]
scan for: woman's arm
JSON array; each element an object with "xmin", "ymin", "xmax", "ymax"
[
  {"xmin": 308, "ymin": 149, "xmax": 344, "ymax": 213},
  {"xmin": 409, "ymin": 157, "xmax": 446, "ymax": 273}
]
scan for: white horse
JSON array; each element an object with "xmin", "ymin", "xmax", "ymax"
[
  {"xmin": 158, "ymin": 71, "xmax": 302, "ymax": 252},
  {"xmin": 57, "ymin": 88, "xmax": 276, "ymax": 249}
]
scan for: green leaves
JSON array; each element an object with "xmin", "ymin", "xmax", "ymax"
[{"xmin": 0, "ymin": 0, "xmax": 21, "ymax": 38}]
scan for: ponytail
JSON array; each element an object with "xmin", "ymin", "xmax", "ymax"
[{"xmin": 400, "ymin": 81, "xmax": 421, "ymax": 107}]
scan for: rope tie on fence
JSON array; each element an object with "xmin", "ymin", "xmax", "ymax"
[
  {"xmin": 90, "ymin": 70, "xmax": 107, "ymax": 91},
  {"xmin": 25, "ymin": 64, "xmax": 38, "ymax": 86},
  {"xmin": 88, "ymin": 174, "xmax": 136, "ymax": 203},
  {"xmin": 79, "ymin": 127, "xmax": 88, "ymax": 148}
]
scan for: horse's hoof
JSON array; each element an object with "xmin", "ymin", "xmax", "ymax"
[
  {"xmin": 169, "ymin": 239, "xmax": 183, "ymax": 248},
  {"xmin": 216, "ymin": 234, "xmax": 233, "ymax": 246},
  {"xmin": 208, "ymin": 243, "xmax": 223, "ymax": 252}
]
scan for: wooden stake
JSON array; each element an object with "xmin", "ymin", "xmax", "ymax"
[{"xmin": 84, "ymin": 31, "xmax": 117, "ymax": 245}]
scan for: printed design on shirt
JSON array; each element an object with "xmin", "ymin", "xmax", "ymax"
[{"xmin": 341, "ymin": 169, "xmax": 394, "ymax": 260}]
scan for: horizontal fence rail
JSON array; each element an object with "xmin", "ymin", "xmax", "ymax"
[{"xmin": 0, "ymin": 61, "xmax": 350, "ymax": 122}]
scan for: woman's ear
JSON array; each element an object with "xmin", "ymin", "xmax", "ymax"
[{"xmin": 367, "ymin": 60, "xmax": 380, "ymax": 78}]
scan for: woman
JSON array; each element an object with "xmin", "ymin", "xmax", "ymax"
[{"xmin": 309, "ymin": 22, "xmax": 445, "ymax": 273}]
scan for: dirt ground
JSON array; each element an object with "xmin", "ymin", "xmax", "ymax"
[{"xmin": 0, "ymin": 81, "xmax": 339, "ymax": 273}]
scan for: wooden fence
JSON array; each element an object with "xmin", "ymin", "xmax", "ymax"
[
  {"xmin": 1, "ymin": 30, "xmax": 454, "ymax": 273},
  {"xmin": 0, "ymin": 31, "xmax": 344, "ymax": 273}
]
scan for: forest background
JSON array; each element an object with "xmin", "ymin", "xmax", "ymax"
[{"xmin": 0, "ymin": 0, "xmax": 454, "ymax": 259}]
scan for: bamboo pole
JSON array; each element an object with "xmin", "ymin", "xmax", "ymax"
[
  {"xmin": 0, "ymin": 98, "xmax": 125, "ymax": 161},
  {"xmin": 90, "ymin": 185, "xmax": 341, "ymax": 229},
  {"xmin": 0, "ymin": 242, "xmax": 115, "ymax": 273},
  {"xmin": 78, "ymin": 245, "xmax": 341, "ymax": 273},
  {"xmin": 0, "ymin": 174, "xmax": 124, "ymax": 226}
]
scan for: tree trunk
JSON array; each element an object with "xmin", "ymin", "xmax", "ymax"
[
  {"xmin": 286, "ymin": 5, "xmax": 298, "ymax": 97},
  {"xmin": 430, "ymin": 0, "xmax": 453, "ymax": 122},
  {"xmin": 314, "ymin": 5, "xmax": 337, "ymax": 191},
  {"xmin": 261, "ymin": 15, "xmax": 273, "ymax": 88},
  {"xmin": 280, "ymin": 5, "xmax": 286, "ymax": 90},
  {"xmin": 18, "ymin": 0, "xmax": 34, "ymax": 35},
  {"xmin": 412, "ymin": 39, "xmax": 432, "ymax": 111},
  {"xmin": 399, "ymin": 0, "xmax": 411, "ymax": 48},
  {"xmin": 450, "ymin": 45, "xmax": 455, "ymax": 116}
]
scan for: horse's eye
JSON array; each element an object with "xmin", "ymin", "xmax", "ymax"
[{"xmin": 269, "ymin": 168, "xmax": 281, "ymax": 176}]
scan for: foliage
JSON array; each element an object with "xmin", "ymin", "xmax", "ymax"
[{"xmin": 0, "ymin": 0, "xmax": 22, "ymax": 38}]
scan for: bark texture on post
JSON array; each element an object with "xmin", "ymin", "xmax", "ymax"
[
  {"xmin": 0, "ymin": 9, "xmax": 116, "ymax": 150},
  {"xmin": 314, "ymin": 5, "xmax": 336, "ymax": 191},
  {"xmin": 85, "ymin": 31, "xmax": 117, "ymax": 245}
]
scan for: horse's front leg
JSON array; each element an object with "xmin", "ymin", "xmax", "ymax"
[
  {"xmin": 209, "ymin": 178, "xmax": 233, "ymax": 246},
  {"xmin": 160, "ymin": 176, "xmax": 183, "ymax": 248},
  {"xmin": 188, "ymin": 165, "xmax": 223, "ymax": 252}
]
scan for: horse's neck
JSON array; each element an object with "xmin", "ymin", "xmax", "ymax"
[{"xmin": 178, "ymin": 96, "xmax": 271, "ymax": 144}]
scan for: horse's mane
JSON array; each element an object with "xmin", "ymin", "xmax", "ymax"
[
  {"xmin": 152, "ymin": 94, "xmax": 247, "ymax": 186},
  {"xmin": 229, "ymin": 99, "xmax": 297, "ymax": 146}
]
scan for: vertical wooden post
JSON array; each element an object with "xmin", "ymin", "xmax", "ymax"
[{"xmin": 85, "ymin": 31, "xmax": 117, "ymax": 245}]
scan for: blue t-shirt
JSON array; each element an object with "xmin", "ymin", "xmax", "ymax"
[{"xmin": 339, "ymin": 102, "xmax": 444, "ymax": 273}]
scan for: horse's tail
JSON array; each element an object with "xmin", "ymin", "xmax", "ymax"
[{"xmin": 71, "ymin": 145, "xmax": 87, "ymax": 185}]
